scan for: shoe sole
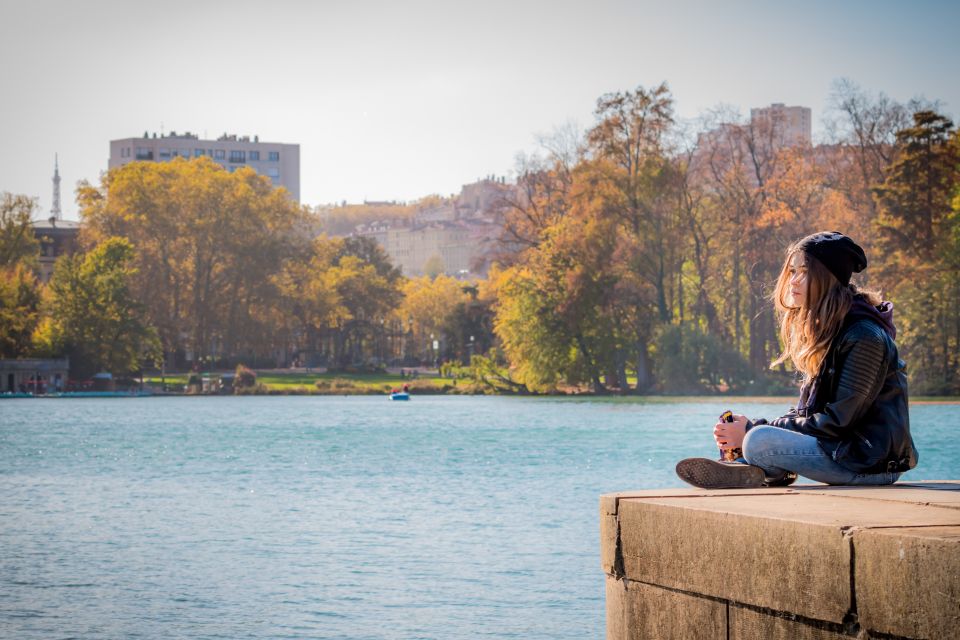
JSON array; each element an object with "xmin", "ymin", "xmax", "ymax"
[{"xmin": 675, "ymin": 457, "xmax": 766, "ymax": 489}]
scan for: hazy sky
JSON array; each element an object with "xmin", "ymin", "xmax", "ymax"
[{"xmin": 2, "ymin": 0, "xmax": 958, "ymax": 219}]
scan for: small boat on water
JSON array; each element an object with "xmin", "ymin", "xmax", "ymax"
[{"xmin": 389, "ymin": 392, "xmax": 410, "ymax": 401}]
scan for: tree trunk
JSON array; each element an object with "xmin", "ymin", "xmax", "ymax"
[{"xmin": 634, "ymin": 340, "xmax": 652, "ymax": 393}]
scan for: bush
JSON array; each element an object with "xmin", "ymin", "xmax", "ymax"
[{"xmin": 235, "ymin": 364, "xmax": 257, "ymax": 389}]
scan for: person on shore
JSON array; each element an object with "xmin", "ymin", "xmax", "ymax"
[{"xmin": 676, "ymin": 232, "xmax": 918, "ymax": 489}]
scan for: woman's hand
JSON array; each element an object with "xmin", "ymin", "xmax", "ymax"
[{"xmin": 714, "ymin": 413, "xmax": 748, "ymax": 450}]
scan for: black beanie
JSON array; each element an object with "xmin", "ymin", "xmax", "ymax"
[{"xmin": 797, "ymin": 231, "xmax": 867, "ymax": 285}]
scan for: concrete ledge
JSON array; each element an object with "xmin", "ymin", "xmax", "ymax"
[{"xmin": 601, "ymin": 481, "xmax": 960, "ymax": 639}]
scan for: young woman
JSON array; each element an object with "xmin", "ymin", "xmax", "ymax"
[{"xmin": 676, "ymin": 231, "xmax": 918, "ymax": 489}]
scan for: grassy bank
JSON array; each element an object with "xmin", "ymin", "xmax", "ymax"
[{"xmin": 144, "ymin": 371, "xmax": 468, "ymax": 395}]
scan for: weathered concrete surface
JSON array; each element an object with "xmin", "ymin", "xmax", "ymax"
[
  {"xmin": 616, "ymin": 495, "xmax": 852, "ymax": 621},
  {"xmin": 601, "ymin": 481, "xmax": 960, "ymax": 639},
  {"xmin": 728, "ymin": 605, "xmax": 848, "ymax": 640},
  {"xmin": 855, "ymin": 525, "xmax": 960, "ymax": 639},
  {"xmin": 606, "ymin": 576, "xmax": 725, "ymax": 640}
]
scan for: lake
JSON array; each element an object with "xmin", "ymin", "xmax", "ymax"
[{"xmin": 1, "ymin": 396, "xmax": 957, "ymax": 639}]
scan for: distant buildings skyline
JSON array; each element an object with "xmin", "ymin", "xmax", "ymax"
[
  {"xmin": 33, "ymin": 101, "xmax": 813, "ymax": 223},
  {"xmin": 108, "ymin": 131, "xmax": 301, "ymax": 202}
]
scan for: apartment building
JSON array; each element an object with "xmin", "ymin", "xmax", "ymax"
[
  {"xmin": 108, "ymin": 131, "xmax": 300, "ymax": 201},
  {"xmin": 749, "ymin": 103, "xmax": 812, "ymax": 147}
]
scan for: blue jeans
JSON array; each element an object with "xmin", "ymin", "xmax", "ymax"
[{"xmin": 742, "ymin": 425, "xmax": 901, "ymax": 486}]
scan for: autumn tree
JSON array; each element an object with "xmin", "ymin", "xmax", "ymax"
[
  {"xmin": 398, "ymin": 274, "xmax": 472, "ymax": 363},
  {"xmin": 0, "ymin": 264, "xmax": 42, "ymax": 358},
  {"xmin": 498, "ymin": 124, "xmax": 584, "ymax": 257},
  {"xmin": 324, "ymin": 236, "xmax": 403, "ymax": 369},
  {"xmin": 78, "ymin": 157, "xmax": 308, "ymax": 367},
  {"xmin": 0, "ymin": 193, "xmax": 43, "ymax": 357},
  {"xmin": 0, "ymin": 192, "xmax": 40, "ymax": 269}
]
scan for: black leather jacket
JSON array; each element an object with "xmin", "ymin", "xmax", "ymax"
[{"xmin": 751, "ymin": 317, "xmax": 918, "ymax": 474}]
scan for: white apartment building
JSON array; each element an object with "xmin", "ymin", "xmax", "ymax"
[
  {"xmin": 749, "ymin": 103, "xmax": 812, "ymax": 147},
  {"xmin": 109, "ymin": 131, "xmax": 300, "ymax": 201}
]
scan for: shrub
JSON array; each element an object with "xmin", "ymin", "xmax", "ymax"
[{"xmin": 235, "ymin": 364, "xmax": 257, "ymax": 389}]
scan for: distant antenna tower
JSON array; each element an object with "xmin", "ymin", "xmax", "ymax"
[{"xmin": 51, "ymin": 154, "xmax": 62, "ymax": 221}]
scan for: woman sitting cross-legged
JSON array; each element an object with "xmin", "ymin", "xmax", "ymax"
[{"xmin": 676, "ymin": 231, "xmax": 918, "ymax": 489}]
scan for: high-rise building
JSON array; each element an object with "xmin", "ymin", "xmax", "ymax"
[
  {"xmin": 108, "ymin": 131, "xmax": 300, "ymax": 201},
  {"xmin": 749, "ymin": 103, "xmax": 812, "ymax": 146}
]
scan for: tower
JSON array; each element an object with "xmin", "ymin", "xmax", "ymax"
[{"xmin": 51, "ymin": 154, "xmax": 62, "ymax": 221}]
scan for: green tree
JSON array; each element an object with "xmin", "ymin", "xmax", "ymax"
[
  {"xmin": 43, "ymin": 237, "xmax": 160, "ymax": 376},
  {"xmin": 873, "ymin": 112, "xmax": 960, "ymax": 391}
]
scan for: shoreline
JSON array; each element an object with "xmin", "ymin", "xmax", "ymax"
[{"xmin": 5, "ymin": 390, "xmax": 959, "ymax": 404}]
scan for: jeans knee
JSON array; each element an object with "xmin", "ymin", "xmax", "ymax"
[{"xmin": 742, "ymin": 425, "xmax": 778, "ymax": 464}]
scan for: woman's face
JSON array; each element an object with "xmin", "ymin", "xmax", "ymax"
[{"xmin": 787, "ymin": 252, "xmax": 808, "ymax": 307}]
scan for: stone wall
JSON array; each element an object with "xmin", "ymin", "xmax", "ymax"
[{"xmin": 600, "ymin": 482, "xmax": 960, "ymax": 639}]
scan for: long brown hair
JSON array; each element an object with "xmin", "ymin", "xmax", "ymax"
[{"xmin": 770, "ymin": 244, "xmax": 881, "ymax": 379}]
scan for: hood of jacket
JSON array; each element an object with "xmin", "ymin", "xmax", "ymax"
[{"xmin": 845, "ymin": 295, "xmax": 896, "ymax": 340}]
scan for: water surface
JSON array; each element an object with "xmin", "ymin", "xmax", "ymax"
[{"xmin": 1, "ymin": 396, "xmax": 956, "ymax": 638}]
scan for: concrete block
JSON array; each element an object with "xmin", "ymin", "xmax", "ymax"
[
  {"xmin": 604, "ymin": 485, "xmax": 960, "ymax": 639},
  {"xmin": 617, "ymin": 496, "xmax": 853, "ymax": 622},
  {"xmin": 729, "ymin": 605, "xmax": 848, "ymax": 640},
  {"xmin": 855, "ymin": 525, "xmax": 960, "ymax": 639},
  {"xmin": 606, "ymin": 576, "xmax": 725, "ymax": 640}
]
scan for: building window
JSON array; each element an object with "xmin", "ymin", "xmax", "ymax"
[
  {"xmin": 135, "ymin": 147, "xmax": 153, "ymax": 160},
  {"xmin": 248, "ymin": 150, "xmax": 260, "ymax": 161},
  {"xmin": 214, "ymin": 149, "xmax": 225, "ymax": 160},
  {"xmin": 159, "ymin": 148, "xmax": 171, "ymax": 159},
  {"xmin": 268, "ymin": 151, "xmax": 280, "ymax": 161},
  {"xmin": 194, "ymin": 149, "xmax": 204, "ymax": 158},
  {"xmin": 229, "ymin": 150, "xmax": 246, "ymax": 163},
  {"xmin": 266, "ymin": 167, "xmax": 279, "ymax": 178}
]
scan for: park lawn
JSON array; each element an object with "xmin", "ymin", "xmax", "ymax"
[{"xmin": 144, "ymin": 371, "xmax": 447, "ymax": 392}]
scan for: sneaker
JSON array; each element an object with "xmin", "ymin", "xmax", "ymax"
[
  {"xmin": 675, "ymin": 457, "xmax": 766, "ymax": 489},
  {"xmin": 763, "ymin": 471, "xmax": 798, "ymax": 487}
]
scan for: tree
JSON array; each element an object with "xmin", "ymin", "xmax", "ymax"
[
  {"xmin": 0, "ymin": 192, "xmax": 40, "ymax": 269},
  {"xmin": 399, "ymin": 274, "xmax": 469, "ymax": 362},
  {"xmin": 0, "ymin": 264, "xmax": 42, "ymax": 358},
  {"xmin": 874, "ymin": 111, "xmax": 957, "ymax": 263},
  {"xmin": 499, "ymin": 124, "xmax": 583, "ymax": 256},
  {"xmin": 873, "ymin": 112, "xmax": 960, "ymax": 391},
  {"xmin": 78, "ymin": 157, "xmax": 308, "ymax": 367},
  {"xmin": 274, "ymin": 235, "xmax": 345, "ymax": 363},
  {"xmin": 42, "ymin": 237, "xmax": 160, "ymax": 376}
]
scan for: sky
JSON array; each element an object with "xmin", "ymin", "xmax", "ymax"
[{"xmin": 1, "ymin": 0, "xmax": 958, "ymax": 219}]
